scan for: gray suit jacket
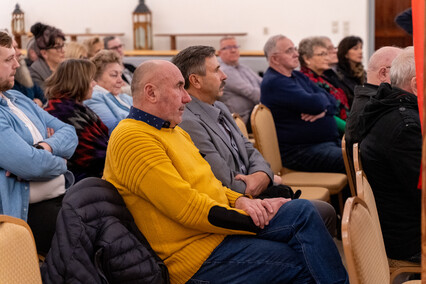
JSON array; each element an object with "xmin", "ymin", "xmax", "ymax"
[{"xmin": 180, "ymin": 96, "xmax": 273, "ymax": 194}]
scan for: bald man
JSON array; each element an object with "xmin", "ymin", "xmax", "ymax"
[
  {"xmin": 103, "ymin": 60, "xmax": 348, "ymax": 284},
  {"xmin": 345, "ymin": 46, "xmax": 402, "ymax": 148}
]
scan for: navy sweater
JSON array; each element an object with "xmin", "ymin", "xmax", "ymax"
[{"xmin": 260, "ymin": 68, "xmax": 339, "ymax": 147}]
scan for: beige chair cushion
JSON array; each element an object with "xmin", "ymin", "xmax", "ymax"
[
  {"xmin": 282, "ymin": 171, "xmax": 347, "ymax": 195},
  {"xmin": 0, "ymin": 215, "xmax": 42, "ymax": 283},
  {"xmin": 294, "ymin": 186, "xmax": 330, "ymax": 201}
]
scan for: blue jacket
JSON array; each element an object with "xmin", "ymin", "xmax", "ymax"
[
  {"xmin": 0, "ymin": 90, "xmax": 77, "ymax": 220},
  {"xmin": 260, "ymin": 68, "xmax": 339, "ymax": 146},
  {"xmin": 84, "ymin": 90, "xmax": 132, "ymax": 135}
]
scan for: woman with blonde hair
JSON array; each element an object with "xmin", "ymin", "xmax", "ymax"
[
  {"xmin": 44, "ymin": 59, "xmax": 109, "ymax": 182},
  {"xmin": 83, "ymin": 37, "xmax": 103, "ymax": 58},
  {"xmin": 84, "ymin": 50, "xmax": 132, "ymax": 134},
  {"xmin": 64, "ymin": 42, "xmax": 88, "ymax": 59}
]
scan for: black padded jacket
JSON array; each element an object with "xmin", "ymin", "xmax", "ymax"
[{"xmin": 41, "ymin": 177, "xmax": 169, "ymax": 284}]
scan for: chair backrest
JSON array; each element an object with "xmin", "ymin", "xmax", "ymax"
[
  {"xmin": 342, "ymin": 197, "xmax": 390, "ymax": 284},
  {"xmin": 342, "ymin": 134, "xmax": 356, "ymax": 196},
  {"xmin": 250, "ymin": 104, "xmax": 283, "ymax": 175},
  {"xmin": 232, "ymin": 113, "xmax": 249, "ymax": 138},
  {"xmin": 0, "ymin": 215, "xmax": 42, "ymax": 284},
  {"xmin": 353, "ymin": 143, "xmax": 362, "ymax": 172}
]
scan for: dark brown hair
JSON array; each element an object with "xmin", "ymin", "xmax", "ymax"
[{"xmin": 0, "ymin": 32, "xmax": 12, "ymax": 48}]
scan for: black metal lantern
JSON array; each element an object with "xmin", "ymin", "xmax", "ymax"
[
  {"xmin": 11, "ymin": 3, "xmax": 25, "ymax": 48},
  {"xmin": 133, "ymin": 0, "xmax": 152, "ymax": 50}
]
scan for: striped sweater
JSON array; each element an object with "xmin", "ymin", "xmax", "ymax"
[{"xmin": 103, "ymin": 118, "xmax": 258, "ymax": 284}]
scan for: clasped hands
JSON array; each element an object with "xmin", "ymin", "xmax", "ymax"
[{"xmin": 235, "ymin": 196, "xmax": 290, "ymax": 229}]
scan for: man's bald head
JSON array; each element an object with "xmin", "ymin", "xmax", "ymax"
[
  {"xmin": 131, "ymin": 60, "xmax": 191, "ymax": 127},
  {"xmin": 366, "ymin": 46, "xmax": 403, "ymax": 85}
]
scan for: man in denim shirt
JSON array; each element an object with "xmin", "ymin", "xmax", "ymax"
[{"xmin": 0, "ymin": 31, "xmax": 77, "ymax": 254}]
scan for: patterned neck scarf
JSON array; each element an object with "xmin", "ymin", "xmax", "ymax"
[{"xmin": 301, "ymin": 66, "xmax": 349, "ymax": 120}]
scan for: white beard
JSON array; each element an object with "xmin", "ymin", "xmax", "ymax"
[{"xmin": 14, "ymin": 57, "xmax": 34, "ymax": 88}]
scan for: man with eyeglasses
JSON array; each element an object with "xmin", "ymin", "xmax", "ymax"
[
  {"xmin": 261, "ymin": 34, "xmax": 345, "ymax": 174},
  {"xmin": 218, "ymin": 36, "xmax": 261, "ymax": 128},
  {"xmin": 104, "ymin": 36, "xmax": 136, "ymax": 85}
]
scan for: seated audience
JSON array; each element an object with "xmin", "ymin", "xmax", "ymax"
[
  {"xmin": 175, "ymin": 45, "xmax": 336, "ymax": 235},
  {"xmin": 0, "ymin": 32, "xmax": 78, "ymax": 254},
  {"xmin": 84, "ymin": 50, "xmax": 132, "ymax": 134},
  {"xmin": 29, "ymin": 22, "xmax": 66, "ymax": 91},
  {"xmin": 103, "ymin": 59, "xmax": 348, "ymax": 284},
  {"xmin": 345, "ymin": 46, "xmax": 402, "ymax": 150},
  {"xmin": 336, "ymin": 36, "xmax": 366, "ymax": 106},
  {"xmin": 83, "ymin": 36, "xmax": 103, "ymax": 58},
  {"xmin": 261, "ymin": 35, "xmax": 345, "ymax": 173},
  {"xmin": 44, "ymin": 59, "xmax": 109, "ymax": 182},
  {"xmin": 104, "ymin": 36, "xmax": 135, "ymax": 85},
  {"xmin": 64, "ymin": 42, "xmax": 88, "ymax": 59},
  {"xmin": 217, "ymin": 36, "xmax": 261, "ymax": 127},
  {"xmin": 360, "ymin": 47, "xmax": 420, "ymax": 263},
  {"xmin": 9, "ymin": 34, "xmax": 45, "ymax": 107},
  {"xmin": 298, "ymin": 36, "xmax": 349, "ymax": 132},
  {"xmin": 25, "ymin": 37, "xmax": 38, "ymax": 67}
]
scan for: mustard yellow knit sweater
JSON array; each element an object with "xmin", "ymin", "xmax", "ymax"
[{"xmin": 104, "ymin": 119, "xmax": 257, "ymax": 284}]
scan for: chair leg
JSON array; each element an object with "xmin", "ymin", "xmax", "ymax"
[{"xmin": 338, "ymin": 192, "xmax": 344, "ymax": 216}]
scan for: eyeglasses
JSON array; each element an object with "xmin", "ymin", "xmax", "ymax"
[
  {"xmin": 221, "ymin": 45, "xmax": 240, "ymax": 51},
  {"xmin": 313, "ymin": 52, "xmax": 329, "ymax": 57},
  {"xmin": 273, "ymin": 46, "xmax": 298, "ymax": 56},
  {"xmin": 109, "ymin": 44, "xmax": 124, "ymax": 50},
  {"xmin": 48, "ymin": 44, "xmax": 65, "ymax": 52}
]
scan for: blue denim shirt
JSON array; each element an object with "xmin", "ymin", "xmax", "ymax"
[
  {"xmin": 84, "ymin": 89, "xmax": 133, "ymax": 135},
  {"xmin": 0, "ymin": 90, "xmax": 78, "ymax": 220}
]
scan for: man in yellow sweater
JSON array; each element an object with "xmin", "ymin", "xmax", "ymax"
[{"xmin": 103, "ymin": 59, "xmax": 348, "ymax": 284}]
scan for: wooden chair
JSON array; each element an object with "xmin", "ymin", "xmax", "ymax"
[
  {"xmin": 0, "ymin": 215, "xmax": 42, "ymax": 284},
  {"xmin": 341, "ymin": 135, "xmax": 356, "ymax": 196},
  {"xmin": 352, "ymin": 142, "xmax": 362, "ymax": 172},
  {"xmin": 355, "ymin": 169, "xmax": 421, "ymax": 281},
  {"xmin": 342, "ymin": 197, "xmax": 420, "ymax": 284},
  {"xmin": 231, "ymin": 113, "xmax": 255, "ymax": 144},
  {"xmin": 251, "ymin": 104, "xmax": 347, "ymax": 211}
]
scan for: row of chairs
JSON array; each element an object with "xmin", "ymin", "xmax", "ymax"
[{"xmin": 341, "ymin": 141, "xmax": 421, "ymax": 283}]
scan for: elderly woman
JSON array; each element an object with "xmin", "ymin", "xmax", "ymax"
[
  {"xmin": 44, "ymin": 59, "xmax": 109, "ymax": 182},
  {"xmin": 298, "ymin": 36, "xmax": 349, "ymax": 132},
  {"xmin": 336, "ymin": 36, "xmax": 366, "ymax": 106},
  {"xmin": 29, "ymin": 22, "xmax": 66, "ymax": 91},
  {"xmin": 84, "ymin": 50, "xmax": 132, "ymax": 134},
  {"xmin": 0, "ymin": 32, "xmax": 77, "ymax": 255}
]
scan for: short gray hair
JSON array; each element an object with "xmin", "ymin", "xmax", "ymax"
[
  {"xmin": 264, "ymin": 35, "xmax": 286, "ymax": 60},
  {"xmin": 390, "ymin": 46, "xmax": 415, "ymax": 88},
  {"xmin": 298, "ymin": 37, "xmax": 327, "ymax": 67}
]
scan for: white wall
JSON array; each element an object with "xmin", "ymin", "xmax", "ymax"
[{"xmin": 1, "ymin": 0, "xmax": 369, "ymax": 55}]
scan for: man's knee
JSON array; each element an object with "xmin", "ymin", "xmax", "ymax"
[{"xmin": 310, "ymin": 200, "xmax": 337, "ymax": 237}]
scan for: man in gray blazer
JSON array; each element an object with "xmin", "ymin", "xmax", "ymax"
[
  {"xmin": 172, "ymin": 45, "xmax": 336, "ymax": 235},
  {"xmin": 173, "ymin": 46, "xmax": 273, "ymax": 197}
]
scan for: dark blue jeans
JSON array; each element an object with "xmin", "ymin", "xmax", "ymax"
[
  {"xmin": 282, "ymin": 141, "xmax": 345, "ymax": 173},
  {"xmin": 187, "ymin": 199, "xmax": 348, "ymax": 284}
]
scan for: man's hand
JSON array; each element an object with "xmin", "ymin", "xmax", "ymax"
[
  {"xmin": 262, "ymin": 198, "xmax": 290, "ymax": 219},
  {"xmin": 273, "ymin": 175, "xmax": 282, "ymax": 184},
  {"xmin": 37, "ymin": 127, "xmax": 54, "ymax": 153},
  {"xmin": 235, "ymin": 172, "xmax": 270, "ymax": 197},
  {"xmin": 235, "ymin": 197, "xmax": 273, "ymax": 229},
  {"xmin": 33, "ymin": 98, "xmax": 43, "ymax": 107},
  {"xmin": 301, "ymin": 110, "xmax": 326, "ymax": 122}
]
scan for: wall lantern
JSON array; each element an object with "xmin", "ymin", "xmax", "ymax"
[
  {"xmin": 11, "ymin": 3, "xmax": 25, "ymax": 48},
  {"xmin": 133, "ymin": 0, "xmax": 152, "ymax": 50}
]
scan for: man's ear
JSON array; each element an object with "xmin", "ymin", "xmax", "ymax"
[
  {"xmin": 188, "ymin": 74, "xmax": 201, "ymax": 89},
  {"xmin": 410, "ymin": 76, "xmax": 417, "ymax": 96},
  {"xmin": 144, "ymin": 83, "xmax": 158, "ymax": 102},
  {"xmin": 377, "ymin": 66, "xmax": 388, "ymax": 83}
]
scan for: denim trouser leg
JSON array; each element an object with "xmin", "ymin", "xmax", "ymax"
[
  {"xmin": 282, "ymin": 141, "xmax": 345, "ymax": 173},
  {"xmin": 188, "ymin": 199, "xmax": 348, "ymax": 284}
]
